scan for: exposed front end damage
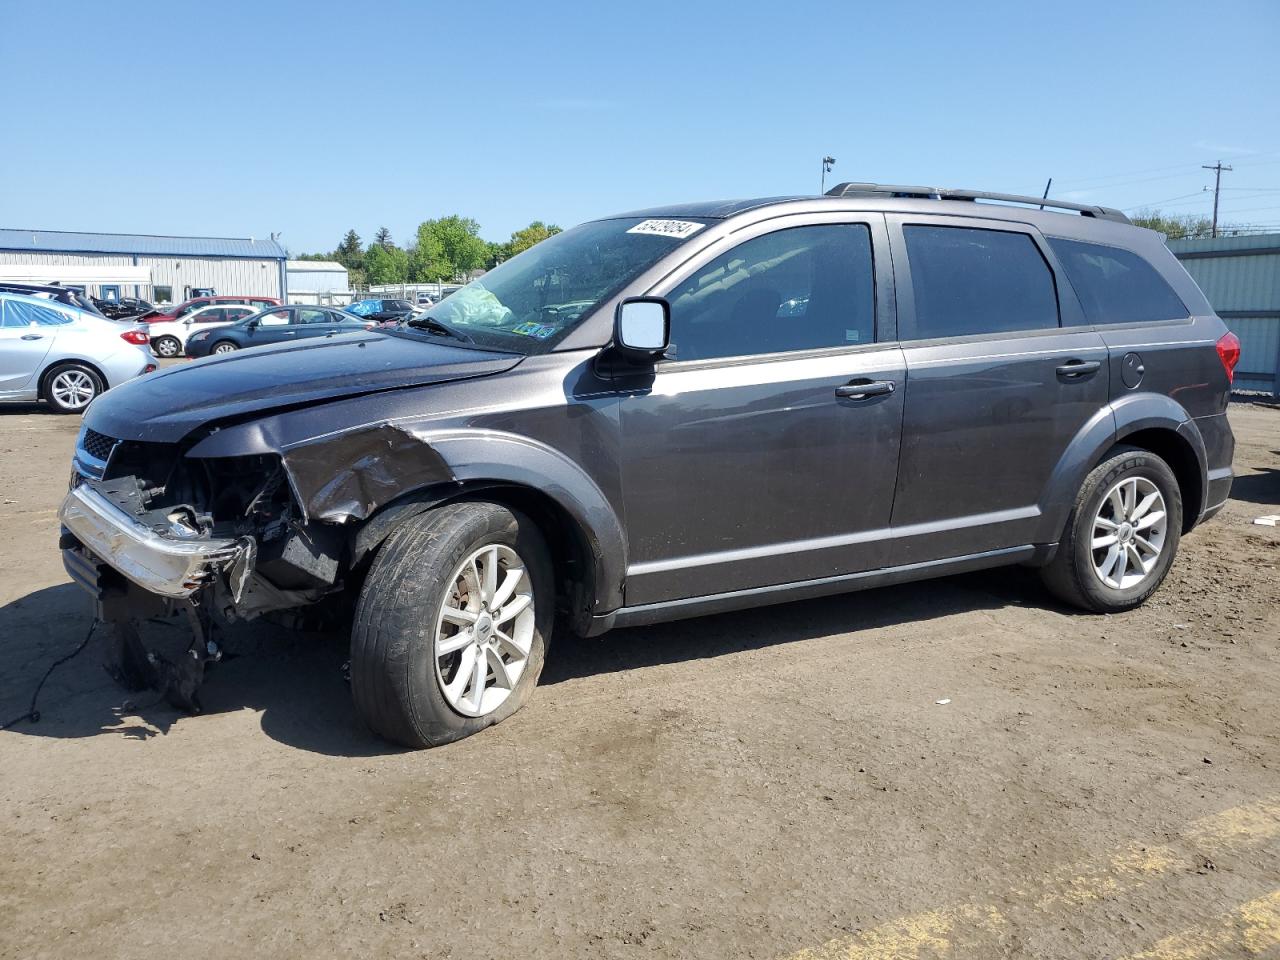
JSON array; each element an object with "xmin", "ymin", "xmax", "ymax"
[{"xmin": 59, "ymin": 437, "xmax": 346, "ymax": 712}]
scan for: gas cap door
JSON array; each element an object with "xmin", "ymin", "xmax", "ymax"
[{"xmin": 1121, "ymin": 351, "xmax": 1145, "ymax": 389}]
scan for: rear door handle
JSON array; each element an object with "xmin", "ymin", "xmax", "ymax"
[
  {"xmin": 835, "ymin": 379, "xmax": 895, "ymax": 400},
  {"xmin": 1056, "ymin": 359, "xmax": 1101, "ymax": 379},
  {"xmin": 20, "ymin": 333, "xmax": 43, "ymax": 341}
]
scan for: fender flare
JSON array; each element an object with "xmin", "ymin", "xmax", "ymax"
[
  {"xmin": 1037, "ymin": 393, "xmax": 1206, "ymax": 542},
  {"xmin": 279, "ymin": 425, "xmax": 628, "ymax": 614}
]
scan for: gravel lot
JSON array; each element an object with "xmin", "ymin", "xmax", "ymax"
[{"xmin": 1, "ymin": 398, "xmax": 1277, "ymax": 960}]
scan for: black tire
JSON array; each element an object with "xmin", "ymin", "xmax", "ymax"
[
  {"xmin": 350, "ymin": 502, "xmax": 553, "ymax": 748},
  {"xmin": 42, "ymin": 362, "xmax": 104, "ymax": 414},
  {"xmin": 211, "ymin": 341, "xmax": 238, "ymax": 355},
  {"xmin": 1040, "ymin": 445, "xmax": 1183, "ymax": 613},
  {"xmin": 153, "ymin": 335, "xmax": 182, "ymax": 358}
]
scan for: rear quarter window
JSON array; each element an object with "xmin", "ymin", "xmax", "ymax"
[{"xmin": 1048, "ymin": 238, "xmax": 1188, "ymax": 325}]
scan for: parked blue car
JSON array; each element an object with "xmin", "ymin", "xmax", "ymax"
[{"xmin": 185, "ymin": 305, "xmax": 370, "ymax": 357}]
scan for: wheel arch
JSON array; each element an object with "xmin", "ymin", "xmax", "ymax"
[
  {"xmin": 1041, "ymin": 394, "xmax": 1208, "ymax": 541},
  {"xmin": 272, "ymin": 426, "xmax": 627, "ymax": 623},
  {"xmin": 1109, "ymin": 425, "xmax": 1204, "ymax": 533},
  {"xmin": 349, "ymin": 480, "xmax": 601, "ymax": 636},
  {"xmin": 39, "ymin": 357, "xmax": 109, "ymax": 400}
]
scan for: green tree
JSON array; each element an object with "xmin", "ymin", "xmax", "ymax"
[
  {"xmin": 364, "ymin": 242, "xmax": 409, "ymax": 284},
  {"xmin": 506, "ymin": 220, "xmax": 562, "ymax": 259},
  {"xmin": 374, "ymin": 226, "xmax": 394, "ymax": 249},
  {"xmin": 336, "ymin": 229, "xmax": 363, "ymax": 269},
  {"xmin": 410, "ymin": 215, "xmax": 489, "ymax": 282},
  {"xmin": 1130, "ymin": 210, "xmax": 1214, "ymax": 240}
]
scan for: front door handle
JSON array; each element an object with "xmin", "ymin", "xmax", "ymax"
[
  {"xmin": 20, "ymin": 333, "xmax": 43, "ymax": 341},
  {"xmin": 835, "ymin": 379, "xmax": 895, "ymax": 400},
  {"xmin": 1056, "ymin": 359, "xmax": 1101, "ymax": 380}
]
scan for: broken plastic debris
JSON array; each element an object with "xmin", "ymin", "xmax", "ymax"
[
  {"xmin": 935, "ymin": 698, "xmax": 952, "ymax": 705},
  {"xmin": 1253, "ymin": 515, "xmax": 1279, "ymax": 527}
]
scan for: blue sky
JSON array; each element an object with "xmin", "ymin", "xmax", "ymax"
[{"xmin": 2, "ymin": 0, "xmax": 1278, "ymax": 253}]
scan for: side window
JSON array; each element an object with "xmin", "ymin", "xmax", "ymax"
[
  {"xmin": 226, "ymin": 307, "xmax": 255, "ymax": 321},
  {"xmin": 3, "ymin": 299, "xmax": 74, "ymax": 327},
  {"xmin": 667, "ymin": 224, "xmax": 875, "ymax": 362},
  {"xmin": 195, "ymin": 309, "xmax": 226, "ymax": 324},
  {"xmin": 258, "ymin": 309, "xmax": 292, "ymax": 326},
  {"xmin": 1047, "ymin": 238, "xmax": 1188, "ymax": 325},
  {"xmin": 297, "ymin": 308, "xmax": 330, "ymax": 324},
  {"xmin": 902, "ymin": 225, "xmax": 1059, "ymax": 339}
]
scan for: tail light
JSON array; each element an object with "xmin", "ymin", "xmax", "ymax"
[
  {"xmin": 1216, "ymin": 331, "xmax": 1241, "ymax": 383},
  {"xmin": 120, "ymin": 329, "xmax": 150, "ymax": 345}
]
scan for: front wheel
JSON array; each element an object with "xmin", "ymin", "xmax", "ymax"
[
  {"xmin": 210, "ymin": 340, "xmax": 238, "ymax": 355},
  {"xmin": 1040, "ymin": 446, "xmax": 1183, "ymax": 612},
  {"xmin": 350, "ymin": 502, "xmax": 553, "ymax": 748}
]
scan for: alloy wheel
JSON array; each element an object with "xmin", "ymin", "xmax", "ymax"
[
  {"xmin": 50, "ymin": 370, "xmax": 97, "ymax": 410},
  {"xmin": 1090, "ymin": 476, "xmax": 1168, "ymax": 590},
  {"xmin": 433, "ymin": 543, "xmax": 535, "ymax": 717}
]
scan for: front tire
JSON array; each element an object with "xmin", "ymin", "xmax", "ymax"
[
  {"xmin": 350, "ymin": 502, "xmax": 553, "ymax": 748},
  {"xmin": 43, "ymin": 363, "xmax": 104, "ymax": 413},
  {"xmin": 1041, "ymin": 446, "xmax": 1182, "ymax": 613},
  {"xmin": 211, "ymin": 340, "xmax": 238, "ymax": 355}
]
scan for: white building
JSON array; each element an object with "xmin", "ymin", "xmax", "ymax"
[
  {"xmin": 0, "ymin": 228, "xmax": 287, "ymax": 306},
  {"xmin": 285, "ymin": 260, "xmax": 351, "ymax": 304}
]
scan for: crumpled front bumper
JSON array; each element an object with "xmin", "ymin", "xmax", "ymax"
[{"xmin": 59, "ymin": 482, "xmax": 250, "ymax": 599}]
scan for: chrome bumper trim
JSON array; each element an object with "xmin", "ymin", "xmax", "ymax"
[{"xmin": 58, "ymin": 483, "xmax": 247, "ymax": 599}]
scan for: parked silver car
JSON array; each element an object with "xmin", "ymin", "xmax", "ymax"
[{"xmin": 0, "ymin": 292, "xmax": 156, "ymax": 413}]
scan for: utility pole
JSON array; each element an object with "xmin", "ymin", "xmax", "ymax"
[
  {"xmin": 821, "ymin": 156, "xmax": 836, "ymax": 194},
  {"xmin": 1202, "ymin": 161, "xmax": 1232, "ymax": 238}
]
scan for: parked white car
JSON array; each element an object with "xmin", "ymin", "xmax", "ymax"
[
  {"xmin": 0, "ymin": 292, "xmax": 156, "ymax": 413},
  {"xmin": 147, "ymin": 303, "xmax": 259, "ymax": 358}
]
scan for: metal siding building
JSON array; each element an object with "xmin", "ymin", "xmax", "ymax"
[
  {"xmin": 1168, "ymin": 233, "xmax": 1280, "ymax": 395},
  {"xmin": 285, "ymin": 260, "xmax": 350, "ymax": 303},
  {"xmin": 0, "ymin": 229, "xmax": 287, "ymax": 306}
]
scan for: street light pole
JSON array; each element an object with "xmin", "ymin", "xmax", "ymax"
[
  {"xmin": 1202, "ymin": 161, "xmax": 1233, "ymax": 238},
  {"xmin": 821, "ymin": 156, "xmax": 836, "ymax": 195}
]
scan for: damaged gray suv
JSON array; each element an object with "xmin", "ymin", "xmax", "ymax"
[{"xmin": 60, "ymin": 183, "xmax": 1238, "ymax": 747}]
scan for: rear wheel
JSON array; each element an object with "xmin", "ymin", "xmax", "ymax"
[
  {"xmin": 152, "ymin": 335, "xmax": 182, "ymax": 358},
  {"xmin": 211, "ymin": 340, "xmax": 238, "ymax": 355},
  {"xmin": 350, "ymin": 502, "xmax": 552, "ymax": 748},
  {"xmin": 1041, "ymin": 446, "xmax": 1182, "ymax": 612},
  {"xmin": 43, "ymin": 363, "xmax": 103, "ymax": 414}
]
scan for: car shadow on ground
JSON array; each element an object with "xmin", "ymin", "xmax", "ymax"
[
  {"xmin": 543, "ymin": 566, "xmax": 1055, "ymax": 684},
  {"xmin": 0, "ymin": 568, "xmax": 1057, "ymax": 758},
  {"xmin": 1229, "ymin": 460, "xmax": 1280, "ymax": 507}
]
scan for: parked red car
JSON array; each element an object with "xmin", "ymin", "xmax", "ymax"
[{"xmin": 142, "ymin": 295, "xmax": 282, "ymax": 323}]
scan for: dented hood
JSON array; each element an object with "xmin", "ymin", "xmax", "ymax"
[{"xmin": 84, "ymin": 331, "xmax": 523, "ymax": 444}]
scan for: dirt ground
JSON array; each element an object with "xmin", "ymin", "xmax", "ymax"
[{"xmin": 1, "ymin": 400, "xmax": 1278, "ymax": 960}]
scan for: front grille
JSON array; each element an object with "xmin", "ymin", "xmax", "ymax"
[{"xmin": 81, "ymin": 428, "xmax": 118, "ymax": 462}]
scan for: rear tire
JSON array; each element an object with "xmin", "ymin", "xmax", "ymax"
[
  {"xmin": 43, "ymin": 363, "xmax": 104, "ymax": 414},
  {"xmin": 153, "ymin": 335, "xmax": 182, "ymax": 358},
  {"xmin": 1040, "ymin": 446, "xmax": 1182, "ymax": 613},
  {"xmin": 350, "ymin": 502, "xmax": 553, "ymax": 748}
]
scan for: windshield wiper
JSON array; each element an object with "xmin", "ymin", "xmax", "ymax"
[{"xmin": 405, "ymin": 315, "xmax": 472, "ymax": 342}]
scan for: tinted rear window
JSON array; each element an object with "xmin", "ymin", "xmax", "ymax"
[
  {"xmin": 1048, "ymin": 238, "xmax": 1188, "ymax": 325},
  {"xmin": 903, "ymin": 225, "xmax": 1059, "ymax": 339}
]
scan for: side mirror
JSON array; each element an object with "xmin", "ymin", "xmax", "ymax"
[
  {"xmin": 245, "ymin": 320, "xmax": 258, "ymax": 331},
  {"xmin": 614, "ymin": 297, "xmax": 670, "ymax": 360}
]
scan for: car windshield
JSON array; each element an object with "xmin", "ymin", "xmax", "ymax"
[{"xmin": 390, "ymin": 217, "xmax": 709, "ymax": 354}]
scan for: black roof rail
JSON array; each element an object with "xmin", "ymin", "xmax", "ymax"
[{"xmin": 823, "ymin": 182, "xmax": 1131, "ymax": 224}]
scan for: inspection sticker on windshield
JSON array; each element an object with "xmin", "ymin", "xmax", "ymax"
[
  {"xmin": 627, "ymin": 219, "xmax": 706, "ymax": 239},
  {"xmin": 512, "ymin": 321, "xmax": 558, "ymax": 339}
]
